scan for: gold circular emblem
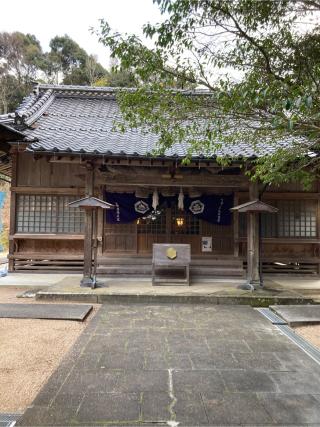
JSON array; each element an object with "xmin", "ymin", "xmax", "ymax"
[{"xmin": 166, "ymin": 247, "xmax": 177, "ymax": 260}]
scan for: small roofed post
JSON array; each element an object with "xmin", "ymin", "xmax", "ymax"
[
  {"xmin": 231, "ymin": 197, "xmax": 278, "ymax": 290},
  {"xmin": 68, "ymin": 196, "xmax": 115, "ymax": 288}
]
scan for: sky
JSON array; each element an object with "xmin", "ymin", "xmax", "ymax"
[{"xmin": 1, "ymin": 0, "xmax": 163, "ymax": 68}]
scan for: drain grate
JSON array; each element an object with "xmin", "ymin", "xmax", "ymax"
[
  {"xmin": 257, "ymin": 308, "xmax": 320, "ymax": 366},
  {"xmin": 0, "ymin": 413, "xmax": 22, "ymax": 427},
  {"xmin": 256, "ymin": 307, "xmax": 288, "ymax": 325}
]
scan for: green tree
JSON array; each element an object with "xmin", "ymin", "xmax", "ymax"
[
  {"xmin": 98, "ymin": 0, "xmax": 320, "ymax": 186},
  {"xmin": 49, "ymin": 35, "xmax": 106, "ymax": 85},
  {"xmin": 0, "ymin": 32, "xmax": 109, "ymax": 111},
  {"xmin": 0, "ymin": 32, "xmax": 44, "ymax": 113},
  {"xmin": 94, "ymin": 69, "xmax": 137, "ymax": 87}
]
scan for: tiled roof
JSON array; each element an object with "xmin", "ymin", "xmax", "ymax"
[
  {"xmin": 0, "ymin": 84, "xmax": 308, "ymax": 159},
  {"xmin": 0, "ymin": 113, "xmax": 15, "ymax": 125}
]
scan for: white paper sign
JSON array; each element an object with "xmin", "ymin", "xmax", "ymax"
[{"xmin": 202, "ymin": 236, "xmax": 212, "ymax": 252}]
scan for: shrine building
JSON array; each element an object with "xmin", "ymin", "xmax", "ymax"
[{"xmin": 0, "ymin": 84, "xmax": 319, "ymax": 280}]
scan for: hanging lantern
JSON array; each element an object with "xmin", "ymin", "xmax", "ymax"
[
  {"xmin": 176, "ymin": 217, "xmax": 184, "ymax": 227},
  {"xmin": 152, "ymin": 189, "xmax": 159, "ymax": 210},
  {"xmin": 178, "ymin": 188, "xmax": 184, "ymax": 210}
]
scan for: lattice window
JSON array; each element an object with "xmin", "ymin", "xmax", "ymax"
[
  {"xmin": 137, "ymin": 209, "xmax": 166, "ymax": 234},
  {"xmin": 278, "ymin": 200, "xmax": 317, "ymax": 237},
  {"xmin": 171, "ymin": 206, "xmax": 200, "ymax": 235},
  {"xmin": 16, "ymin": 195, "xmax": 84, "ymax": 233},
  {"xmin": 239, "ymin": 199, "xmax": 317, "ymax": 238}
]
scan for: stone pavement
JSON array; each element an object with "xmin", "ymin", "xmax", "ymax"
[
  {"xmin": 34, "ymin": 275, "xmax": 315, "ymax": 306},
  {"xmin": 17, "ymin": 304, "xmax": 320, "ymax": 426}
]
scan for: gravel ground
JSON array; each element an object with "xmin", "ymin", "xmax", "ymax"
[
  {"xmin": 295, "ymin": 324, "xmax": 320, "ymax": 350},
  {"xmin": 0, "ymin": 286, "xmax": 98, "ymax": 412}
]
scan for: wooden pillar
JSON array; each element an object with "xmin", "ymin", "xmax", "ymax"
[
  {"xmin": 166, "ymin": 207, "xmax": 172, "ymax": 243},
  {"xmin": 8, "ymin": 150, "xmax": 18, "ymax": 272},
  {"xmin": 81, "ymin": 163, "xmax": 94, "ymax": 286},
  {"xmin": 233, "ymin": 192, "xmax": 239, "ymax": 257},
  {"xmin": 97, "ymin": 186, "xmax": 104, "ymax": 256},
  {"xmin": 247, "ymin": 181, "xmax": 260, "ymax": 284}
]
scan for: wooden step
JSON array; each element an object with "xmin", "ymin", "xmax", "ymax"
[
  {"xmin": 98, "ymin": 257, "xmax": 243, "ymax": 267},
  {"xmin": 97, "ymin": 265, "xmax": 245, "ymax": 278}
]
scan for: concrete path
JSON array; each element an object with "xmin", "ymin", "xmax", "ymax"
[
  {"xmin": 17, "ymin": 304, "xmax": 320, "ymax": 426},
  {"xmin": 271, "ymin": 304, "xmax": 320, "ymax": 326}
]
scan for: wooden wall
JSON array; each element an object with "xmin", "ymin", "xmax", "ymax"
[
  {"xmin": 8, "ymin": 151, "xmax": 320, "ymax": 273},
  {"xmin": 16, "ymin": 153, "xmax": 84, "ymax": 188}
]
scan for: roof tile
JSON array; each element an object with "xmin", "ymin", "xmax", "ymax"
[{"xmin": 0, "ymin": 84, "xmax": 308, "ymax": 159}]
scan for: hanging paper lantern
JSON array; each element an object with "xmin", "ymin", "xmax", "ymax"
[
  {"xmin": 178, "ymin": 188, "xmax": 184, "ymax": 210},
  {"xmin": 152, "ymin": 189, "xmax": 159, "ymax": 210}
]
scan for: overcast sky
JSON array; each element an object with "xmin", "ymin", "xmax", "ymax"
[{"xmin": 1, "ymin": 0, "xmax": 163, "ymax": 68}]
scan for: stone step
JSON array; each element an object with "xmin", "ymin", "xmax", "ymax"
[{"xmin": 36, "ymin": 290, "xmax": 315, "ymax": 306}]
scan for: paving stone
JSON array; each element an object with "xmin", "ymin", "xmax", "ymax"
[
  {"xmin": 31, "ymin": 366, "xmax": 72, "ymax": 406},
  {"xmin": 16, "ymin": 406, "xmax": 78, "ymax": 426},
  {"xmin": 51, "ymin": 390, "xmax": 85, "ymax": 407},
  {"xmin": 222, "ymin": 370, "xmax": 277, "ymax": 393},
  {"xmin": 206, "ymin": 338, "xmax": 252, "ymax": 353},
  {"xmin": 270, "ymin": 371, "xmax": 320, "ymax": 394},
  {"xmin": 232, "ymin": 352, "xmax": 284, "ymax": 371},
  {"xmin": 312, "ymin": 393, "xmax": 320, "ymax": 404},
  {"xmin": 74, "ymin": 352, "xmax": 102, "ymax": 370},
  {"xmin": 167, "ymin": 339, "xmax": 209, "ymax": 354},
  {"xmin": 59, "ymin": 370, "xmax": 119, "ymax": 394},
  {"xmin": 32, "ymin": 383, "xmax": 62, "ymax": 407},
  {"xmin": 83, "ymin": 335, "xmax": 126, "ymax": 353},
  {"xmin": 202, "ymin": 392, "xmax": 274, "ymax": 425},
  {"xmin": 174, "ymin": 393, "xmax": 209, "ymax": 426},
  {"xmin": 166, "ymin": 353, "xmax": 194, "ymax": 370},
  {"xmin": 245, "ymin": 338, "xmax": 296, "ymax": 352},
  {"xmin": 98, "ymin": 352, "xmax": 145, "ymax": 370},
  {"xmin": 116, "ymin": 370, "xmax": 168, "ymax": 392},
  {"xmin": 17, "ymin": 303, "xmax": 320, "ymax": 426},
  {"xmin": 141, "ymin": 392, "xmax": 171, "ymax": 422},
  {"xmin": 133, "ymin": 318, "xmax": 167, "ymax": 328},
  {"xmin": 173, "ymin": 370, "xmax": 226, "ymax": 393},
  {"xmin": 144, "ymin": 352, "xmax": 193, "ymax": 370},
  {"xmin": 0, "ymin": 303, "xmax": 92, "ymax": 320},
  {"xmin": 76, "ymin": 392, "xmax": 140, "ymax": 423},
  {"xmin": 274, "ymin": 349, "xmax": 320, "ymax": 372},
  {"xmin": 190, "ymin": 352, "xmax": 240, "ymax": 370},
  {"xmin": 259, "ymin": 393, "xmax": 320, "ymax": 425}
]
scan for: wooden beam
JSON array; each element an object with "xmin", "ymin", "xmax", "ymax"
[
  {"xmin": 10, "ymin": 234, "xmax": 84, "ymax": 240},
  {"xmin": 237, "ymin": 237, "xmax": 320, "ymax": 244},
  {"xmin": 236, "ymin": 191, "xmax": 320, "ymax": 200},
  {"xmin": 47, "ymin": 154, "xmax": 242, "ymax": 169},
  {"xmin": 98, "ymin": 173, "xmax": 248, "ymax": 188},
  {"xmin": 49, "ymin": 157, "xmax": 86, "ymax": 164},
  {"xmin": 10, "ymin": 186, "xmax": 85, "ymax": 195}
]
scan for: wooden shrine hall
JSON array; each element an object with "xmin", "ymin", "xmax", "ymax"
[{"xmin": 0, "ymin": 84, "xmax": 319, "ymax": 283}]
